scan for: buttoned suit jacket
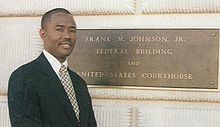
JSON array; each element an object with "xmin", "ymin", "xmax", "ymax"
[{"xmin": 8, "ymin": 53, "xmax": 97, "ymax": 127}]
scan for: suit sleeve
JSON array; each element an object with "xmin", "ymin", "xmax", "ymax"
[
  {"xmin": 84, "ymin": 85, "xmax": 97, "ymax": 127},
  {"xmin": 8, "ymin": 70, "xmax": 45, "ymax": 127},
  {"xmin": 88, "ymin": 97, "xmax": 97, "ymax": 127}
]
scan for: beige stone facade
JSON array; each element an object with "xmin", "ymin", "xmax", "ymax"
[{"xmin": 1, "ymin": 0, "xmax": 220, "ymax": 127}]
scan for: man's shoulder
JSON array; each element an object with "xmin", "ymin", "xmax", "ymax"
[
  {"xmin": 11, "ymin": 53, "xmax": 47, "ymax": 76},
  {"xmin": 10, "ymin": 58, "xmax": 40, "ymax": 79},
  {"xmin": 69, "ymin": 69, "xmax": 83, "ymax": 79},
  {"xmin": 68, "ymin": 69, "xmax": 86, "ymax": 84}
]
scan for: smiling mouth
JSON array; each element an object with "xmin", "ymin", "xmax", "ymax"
[{"xmin": 59, "ymin": 41, "xmax": 73, "ymax": 48}]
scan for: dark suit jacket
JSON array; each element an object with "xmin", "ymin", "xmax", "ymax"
[{"xmin": 8, "ymin": 53, "xmax": 97, "ymax": 127}]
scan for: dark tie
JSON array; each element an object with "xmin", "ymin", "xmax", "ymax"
[{"xmin": 59, "ymin": 65, "xmax": 80, "ymax": 122}]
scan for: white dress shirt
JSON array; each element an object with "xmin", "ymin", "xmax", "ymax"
[{"xmin": 43, "ymin": 49, "xmax": 68, "ymax": 79}]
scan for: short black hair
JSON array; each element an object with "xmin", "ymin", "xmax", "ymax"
[{"xmin": 41, "ymin": 8, "xmax": 72, "ymax": 29}]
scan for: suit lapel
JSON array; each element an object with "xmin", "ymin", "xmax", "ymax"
[
  {"xmin": 36, "ymin": 53, "xmax": 79, "ymax": 126},
  {"xmin": 68, "ymin": 70, "xmax": 88, "ymax": 127}
]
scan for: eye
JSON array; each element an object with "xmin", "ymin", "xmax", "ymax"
[
  {"xmin": 56, "ymin": 28, "xmax": 64, "ymax": 32},
  {"xmin": 70, "ymin": 28, "xmax": 76, "ymax": 33}
]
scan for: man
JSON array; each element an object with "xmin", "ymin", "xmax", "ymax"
[{"xmin": 8, "ymin": 8, "xmax": 97, "ymax": 127}]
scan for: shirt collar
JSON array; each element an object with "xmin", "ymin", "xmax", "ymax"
[{"xmin": 43, "ymin": 49, "xmax": 68, "ymax": 77}]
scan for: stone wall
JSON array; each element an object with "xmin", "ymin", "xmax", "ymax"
[{"xmin": 1, "ymin": 0, "xmax": 220, "ymax": 127}]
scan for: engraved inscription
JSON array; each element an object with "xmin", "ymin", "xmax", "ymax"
[
  {"xmin": 96, "ymin": 49, "xmax": 128, "ymax": 55},
  {"xmin": 77, "ymin": 71, "xmax": 104, "ymax": 77},
  {"xmin": 136, "ymin": 49, "xmax": 173, "ymax": 55},
  {"xmin": 141, "ymin": 73, "xmax": 192, "ymax": 80},
  {"xmin": 128, "ymin": 61, "xmax": 140, "ymax": 66},
  {"xmin": 69, "ymin": 29, "xmax": 219, "ymax": 89},
  {"xmin": 110, "ymin": 72, "xmax": 136, "ymax": 79},
  {"xmin": 173, "ymin": 36, "xmax": 186, "ymax": 43},
  {"xmin": 86, "ymin": 36, "xmax": 111, "ymax": 42},
  {"xmin": 129, "ymin": 36, "xmax": 169, "ymax": 42}
]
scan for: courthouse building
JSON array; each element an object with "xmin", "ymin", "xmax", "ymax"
[{"xmin": 1, "ymin": 0, "xmax": 220, "ymax": 127}]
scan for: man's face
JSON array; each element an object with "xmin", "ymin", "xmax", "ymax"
[{"xmin": 40, "ymin": 12, "xmax": 77, "ymax": 62}]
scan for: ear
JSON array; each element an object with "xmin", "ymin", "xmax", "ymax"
[{"xmin": 39, "ymin": 28, "xmax": 46, "ymax": 40}]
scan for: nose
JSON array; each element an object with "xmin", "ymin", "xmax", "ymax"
[{"xmin": 63, "ymin": 30, "xmax": 71, "ymax": 39}]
